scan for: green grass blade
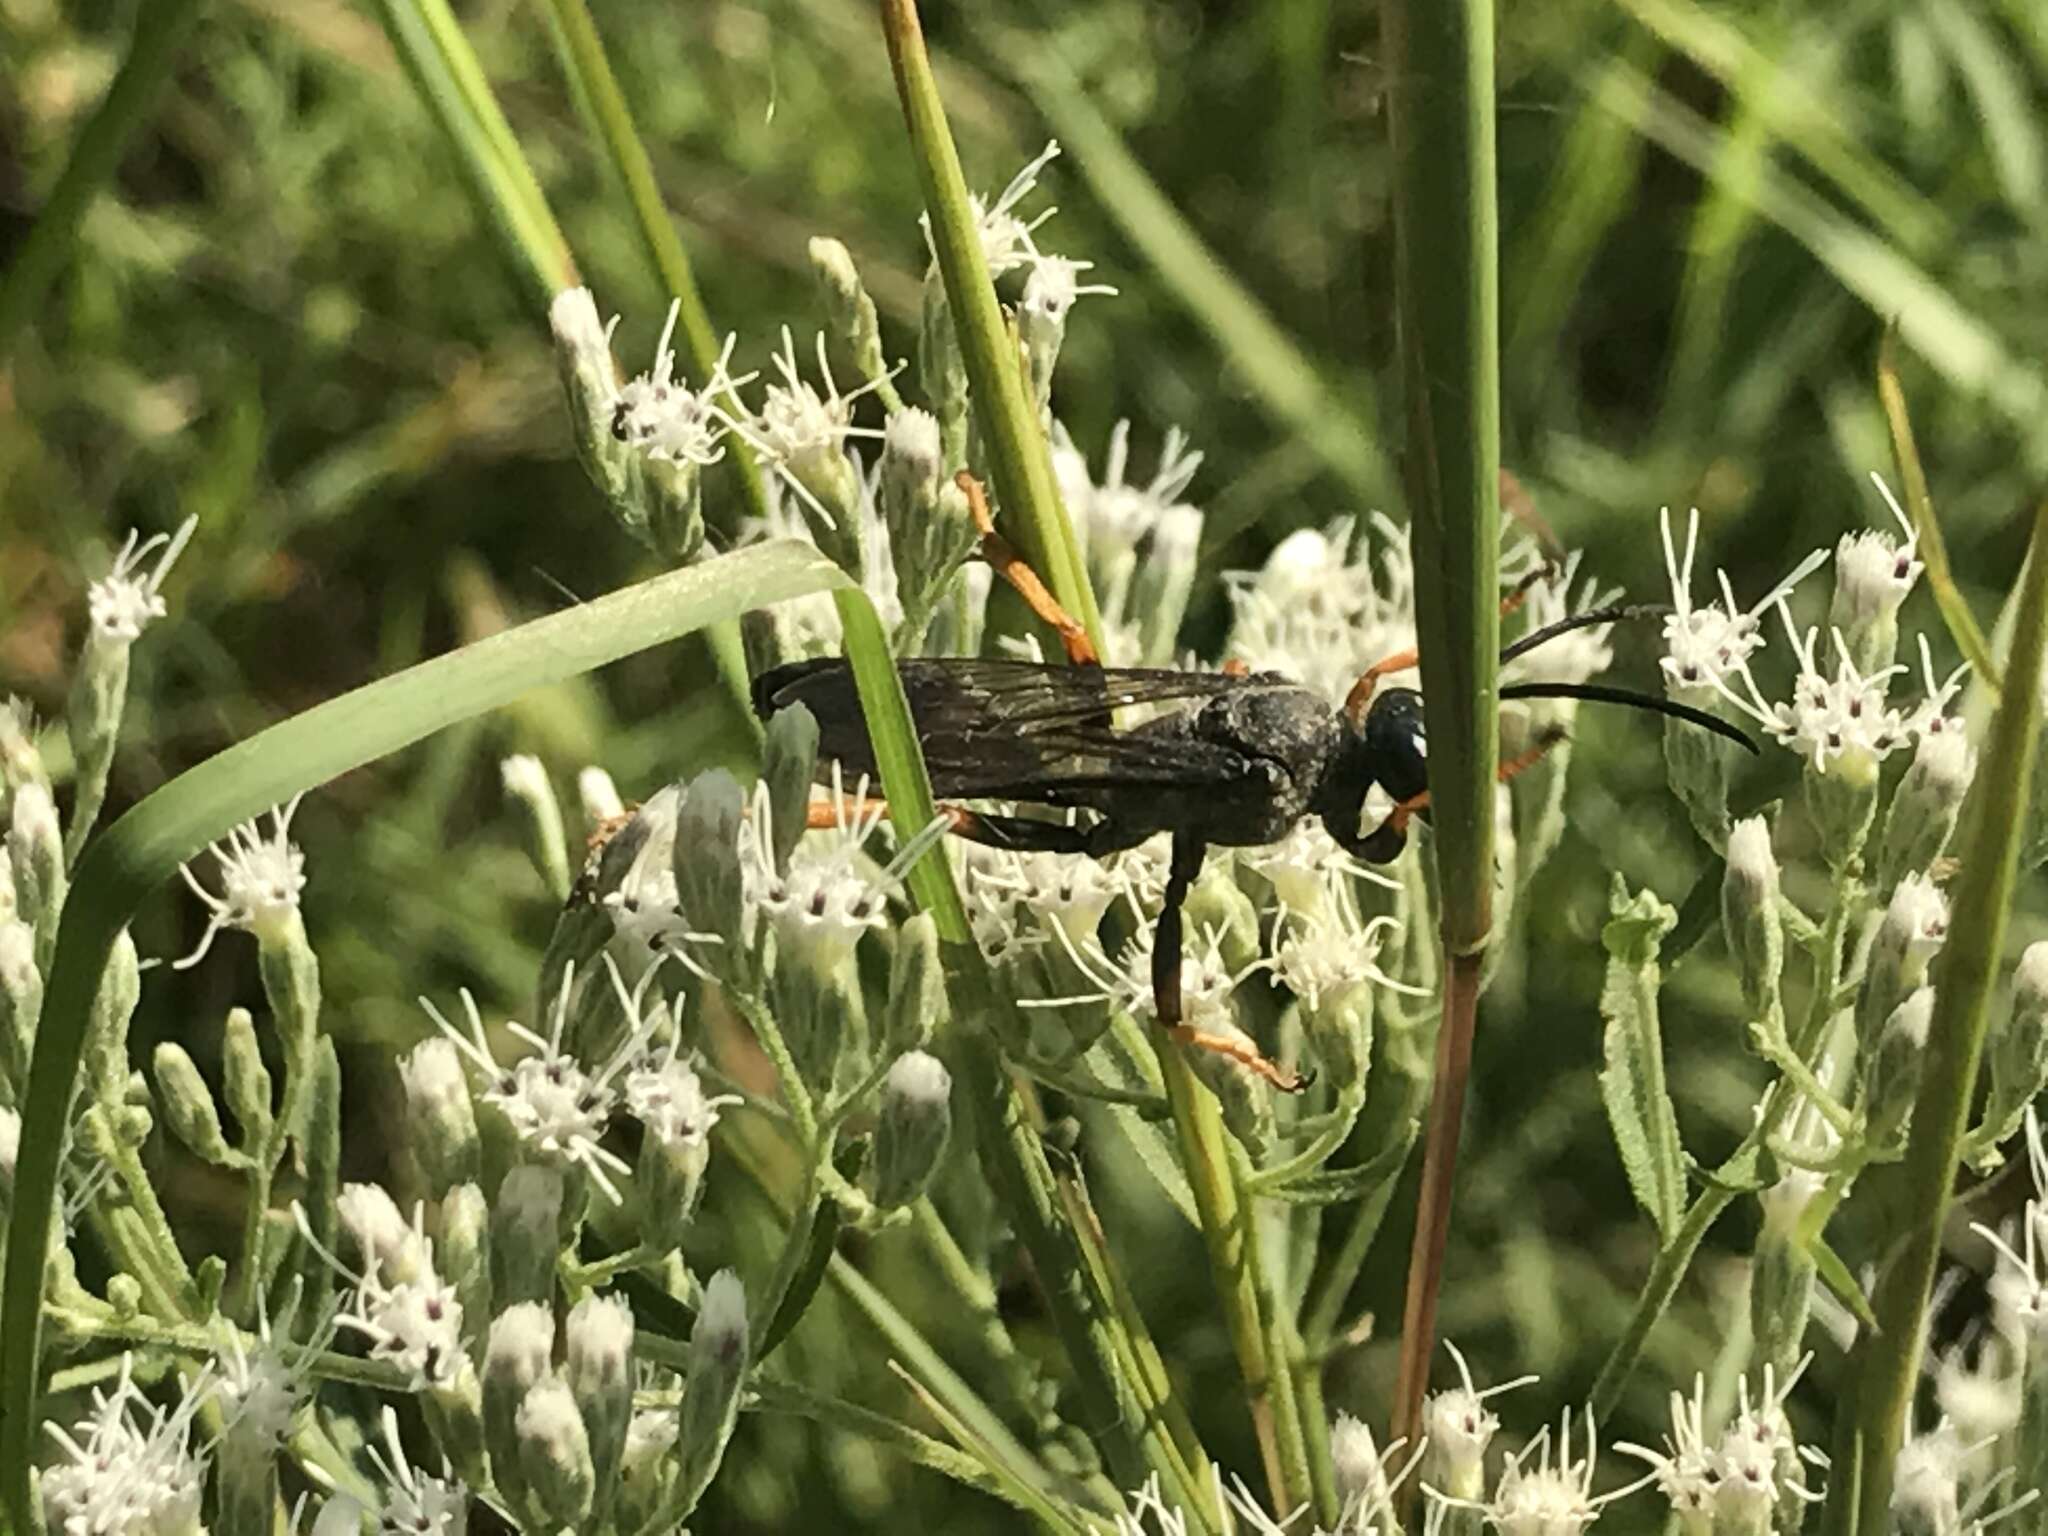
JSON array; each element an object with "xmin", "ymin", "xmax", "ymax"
[
  {"xmin": 1829, "ymin": 507, "xmax": 2048, "ymax": 1534},
  {"xmin": 0, "ymin": 0, "xmax": 204, "ymax": 359},
  {"xmin": 536, "ymin": 0, "xmax": 773, "ymax": 525},
  {"xmin": 0, "ymin": 540, "xmax": 845, "ymax": 1524},
  {"xmin": 374, "ymin": 0, "xmax": 578, "ymax": 310},
  {"xmin": 1012, "ymin": 46, "xmax": 1391, "ymax": 506},
  {"xmin": 879, "ymin": 0, "xmax": 1105, "ymax": 657},
  {"xmin": 1878, "ymin": 327, "xmax": 2001, "ymax": 688},
  {"xmin": 1380, "ymin": 0, "xmax": 1502, "ymax": 1460}
]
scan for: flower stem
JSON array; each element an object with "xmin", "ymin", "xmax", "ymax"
[{"xmin": 1828, "ymin": 507, "xmax": 2048, "ymax": 1536}]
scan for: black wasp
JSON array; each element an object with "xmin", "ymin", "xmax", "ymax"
[{"xmin": 753, "ymin": 477, "xmax": 1756, "ymax": 1090}]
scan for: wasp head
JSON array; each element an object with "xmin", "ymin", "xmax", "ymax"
[{"xmin": 1315, "ymin": 687, "xmax": 1427, "ymax": 863}]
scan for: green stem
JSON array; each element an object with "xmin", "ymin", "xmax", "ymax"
[
  {"xmin": 0, "ymin": 0, "xmax": 204, "ymax": 358},
  {"xmin": 1378, "ymin": 0, "xmax": 1502, "ymax": 1456},
  {"xmin": 1832, "ymin": 508, "xmax": 2048, "ymax": 1535},
  {"xmin": 1247, "ymin": 1087, "xmax": 1367, "ymax": 1194},
  {"xmin": 878, "ymin": 0, "xmax": 1106, "ymax": 656},
  {"xmin": 1589, "ymin": 1185, "xmax": 1734, "ymax": 1414},
  {"xmin": 730, "ymin": 988, "xmax": 819, "ymax": 1146}
]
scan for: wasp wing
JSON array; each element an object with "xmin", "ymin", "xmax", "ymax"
[{"xmin": 753, "ymin": 658, "xmax": 1278, "ymax": 801}]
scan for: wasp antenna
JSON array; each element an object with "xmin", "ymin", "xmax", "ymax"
[
  {"xmin": 1500, "ymin": 680, "xmax": 1760, "ymax": 753},
  {"xmin": 1498, "ymin": 603, "xmax": 1671, "ymax": 667}
]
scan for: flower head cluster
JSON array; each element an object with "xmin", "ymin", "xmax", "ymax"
[
  {"xmin": 1618, "ymin": 1366, "xmax": 1822, "ymax": 1530},
  {"xmin": 1226, "ymin": 514, "xmax": 1418, "ymax": 706},
  {"xmin": 427, "ymin": 960, "xmax": 659, "ymax": 1202},
  {"xmin": 42, "ymin": 1355, "xmax": 212, "ymax": 1535},
  {"xmin": 1736, "ymin": 618, "xmax": 1909, "ymax": 778},
  {"xmin": 301, "ymin": 1188, "xmax": 465, "ymax": 1389},
  {"xmin": 605, "ymin": 300, "xmax": 751, "ymax": 469},
  {"xmin": 87, "ymin": 517, "xmax": 197, "ymax": 645},
  {"xmin": 175, "ymin": 793, "xmax": 308, "ymax": 965},
  {"xmin": 1442, "ymin": 1408, "xmax": 1641, "ymax": 1536},
  {"xmin": 748, "ymin": 326, "xmax": 890, "ymax": 494},
  {"xmin": 1658, "ymin": 507, "xmax": 1828, "ymax": 701}
]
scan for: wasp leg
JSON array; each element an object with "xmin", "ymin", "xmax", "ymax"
[
  {"xmin": 956, "ymin": 470, "xmax": 1101, "ymax": 668},
  {"xmin": 804, "ymin": 796, "xmax": 1126, "ymax": 856},
  {"xmin": 1154, "ymin": 831, "xmax": 1308, "ymax": 1093},
  {"xmin": 1342, "ymin": 568, "xmax": 1553, "ymax": 724}
]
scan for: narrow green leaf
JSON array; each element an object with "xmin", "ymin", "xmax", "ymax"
[
  {"xmin": 1834, "ymin": 507, "xmax": 2048, "ymax": 1536},
  {"xmin": 878, "ymin": 0, "xmax": 1106, "ymax": 658},
  {"xmin": 1259, "ymin": 1120, "xmax": 1419, "ymax": 1207},
  {"xmin": 0, "ymin": 0, "xmax": 203, "ymax": 360},
  {"xmin": 1877, "ymin": 327, "xmax": 2000, "ymax": 689},
  {"xmin": 0, "ymin": 541, "xmax": 846, "ymax": 1524},
  {"xmin": 1597, "ymin": 880, "xmax": 1686, "ymax": 1240},
  {"xmin": 756, "ymin": 1190, "xmax": 843, "ymax": 1362},
  {"xmin": 1810, "ymin": 1233, "xmax": 1879, "ymax": 1335}
]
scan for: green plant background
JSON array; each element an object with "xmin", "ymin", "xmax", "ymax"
[{"xmin": 4, "ymin": 0, "xmax": 2046, "ymax": 1527}]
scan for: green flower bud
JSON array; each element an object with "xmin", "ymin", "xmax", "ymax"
[
  {"xmin": 881, "ymin": 408, "xmax": 978, "ymax": 634},
  {"xmin": 483, "ymin": 1301, "xmax": 556, "ymax": 1518},
  {"xmin": 439, "ymin": 1182, "xmax": 492, "ymax": 1350},
  {"xmin": 1804, "ymin": 755, "xmax": 1880, "ymax": 872},
  {"xmin": 872, "ymin": 1051, "xmax": 953, "ymax": 1209},
  {"xmin": 0, "ymin": 697, "xmax": 48, "ymax": 813},
  {"xmin": 1980, "ymin": 945, "xmax": 2048, "ymax": 1158},
  {"xmin": 917, "ymin": 278, "xmax": 969, "ymax": 472},
  {"xmin": 1663, "ymin": 713, "xmax": 1736, "ymax": 852},
  {"xmin": 762, "ymin": 704, "xmax": 820, "ymax": 875},
  {"xmin": 1749, "ymin": 1215, "xmax": 1819, "ymax": 1388},
  {"xmin": 1722, "ymin": 816, "xmax": 1785, "ymax": 1018},
  {"xmin": 673, "ymin": 770, "xmax": 749, "ymax": 978},
  {"xmin": 501, "ymin": 754, "xmax": 571, "ymax": 902},
  {"xmin": 400, "ymin": 1037, "xmax": 480, "ymax": 1195},
  {"xmin": 518, "ymin": 1374, "xmax": 596, "ymax": 1526},
  {"xmin": 86, "ymin": 930, "xmax": 141, "ymax": 1110},
  {"xmin": 12, "ymin": 781, "xmax": 65, "ymax": 968},
  {"xmin": 491, "ymin": 1165, "xmax": 563, "ymax": 1310},
  {"xmin": 771, "ymin": 953, "xmax": 860, "ymax": 1091},
  {"xmin": 220, "ymin": 1007, "xmax": 272, "ymax": 1152},
  {"xmin": 425, "ymin": 1356, "xmax": 489, "ymax": 1489},
  {"xmin": 674, "ymin": 1270, "xmax": 749, "ymax": 1517},
  {"xmin": 567, "ymin": 1292, "xmax": 635, "ymax": 1518},
  {"xmin": 1857, "ymin": 875, "xmax": 1948, "ymax": 1050},
  {"xmin": 1863, "ymin": 987, "xmax": 1934, "ymax": 1153},
  {"xmin": 152, "ymin": 1042, "xmax": 234, "ymax": 1166},
  {"xmin": 1876, "ymin": 725, "xmax": 1974, "ymax": 893},
  {"xmin": 884, "ymin": 912, "xmax": 947, "ymax": 1059},
  {"xmin": 106, "ymin": 1272, "xmax": 142, "ymax": 1317},
  {"xmin": 1187, "ymin": 1020, "xmax": 1276, "ymax": 1160},
  {"xmin": 809, "ymin": 237, "xmax": 892, "ymax": 397}
]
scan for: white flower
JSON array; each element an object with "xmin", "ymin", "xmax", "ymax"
[
  {"xmin": 1658, "ymin": 507, "xmax": 1828, "ymax": 701},
  {"xmin": 1270, "ymin": 894, "xmax": 1411, "ymax": 1016},
  {"xmin": 1021, "ymin": 254, "xmax": 1116, "ymax": 330},
  {"xmin": 599, "ymin": 786, "xmax": 717, "ymax": 961},
  {"xmin": 1888, "ymin": 1417, "xmax": 2033, "ymax": 1536},
  {"xmin": 606, "ymin": 301, "xmax": 750, "ymax": 468},
  {"xmin": 1615, "ymin": 1375, "xmax": 1716, "ymax": 1524},
  {"xmin": 1504, "ymin": 552, "xmax": 1621, "ymax": 689},
  {"xmin": 1711, "ymin": 1363, "xmax": 1819, "ymax": 1523},
  {"xmin": 42, "ymin": 1354, "xmax": 212, "ymax": 1536},
  {"xmin": 625, "ymin": 1047, "xmax": 741, "ymax": 1150},
  {"xmin": 970, "ymin": 840, "xmax": 1126, "ymax": 948},
  {"xmin": 365, "ymin": 1405, "xmax": 469, "ymax": 1534},
  {"xmin": 749, "ymin": 327, "xmax": 888, "ymax": 491},
  {"xmin": 929, "ymin": 140, "xmax": 1063, "ymax": 278},
  {"xmin": 0, "ymin": 1106, "xmax": 18, "ymax": 1190},
  {"xmin": 1930, "ymin": 1336, "xmax": 2020, "ymax": 1452},
  {"xmin": 1977, "ymin": 1111, "xmax": 2048, "ymax": 1344},
  {"xmin": 1244, "ymin": 821, "xmax": 1386, "ymax": 918},
  {"xmin": 1443, "ymin": 1408, "xmax": 1641, "ymax": 1536},
  {"xmin": 1902, "ymin": 632, "xmax": 1972, "ymax": 742},
  {"xmin": 1037, "ymin": 920, "xmax": 1244, "ymax": 1031},
  {"xmin": 1421, "ymin": 1340, "xmax": 1538, "ymax": 1498},
  {"xmin": 1227, "ymin": 514, "xmax": 1417, "ymax": 707},
  {"xmin": 86, "ymin": 517, "xmax": 197, "ymax": 644},
  {"xmin": 426, "ymin": 959, "xmax": 660, "ymax": 1203},
  {"xmin": 1832, "ymin": 472, "xmax": 1925, "ymax": 627},
  {"xmin": 744, "ymin": 770, "xmax": 949, "ymax": 974},
  {"xmin": 1737, "ymin": 617, "xmax": 1908, "ymax": 777},
  {"xmin": 216, "ymin": 1304, "xmax": 321, "ymax": 1453},
  {"xmin": 300, "ymin": 1196, "xmax": 465, "ymax": 1389},
  {"xmin": 578, "ymin": 766, "xmax": 625, "ymax": 826},
  {"xmin": 174, "ymin": 794, "xmax": 308, "ymax": 964}
]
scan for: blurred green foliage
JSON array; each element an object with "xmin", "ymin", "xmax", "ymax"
[{"xmin": 4, "ymin": 0, "xmax": 2047, "ymax": 1527}]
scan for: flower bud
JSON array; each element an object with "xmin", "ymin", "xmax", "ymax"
[
  {"xmin": 1980, "ymin": 945, "xmax": 2048, "ymax": 1160},
  {"xmin": 567, "ymin": 1292, "xmax": 635, "ymax": 1517},
  {"xmin": 578, "ymin": 766, "xmax": 625, "ymax": 826},
  {"xmin": 884, "ymin": 912, "xmax": 947, "ymax": 1058},
  {"xmin": 1130, "ymin": 505, "xmax": 1203, "ymax": 666},
  {"xmin": 917, "ymin": 279, "xmax": 969, "ymax": 471},
  {"xmin": 1858, "ymin": 875, "xmax": 1949, "ymax": 1048},
  {"xmin": 1332, "ymin": 1412, "xmax": 1397, "ymax": 1519},
  {"xmin": 85, "ymin": 929, "xmax": 141, "ymax": 1110},
  {"xmin": 1748, "ymin": 1214, "xmax": 1819, "ymax": 1386},
  {"xmin": 401, "ymin": 1037, "xmax": 481, "ymax": 1196},
  {"xmin": 1663, "ymin": 713, "xmax": 1735, "ymax": 852},
  {"xmin": 675, "ymin": 1270, "xmax": 749, "ymax": 1514},
  {"xmin": 336, "ymin": 1182, "xmax": 424, "ymax": 1284},
  {"xmin": 551, "ymin": 288, "xmax": 630, "ymax": 497},
  {"xmin": 872, "ymin": 1051, "xmax": 953, "ymax": 1209},
  {"xmin": 483, "ymin": 1301, "xmax": 556, "ymax": 1517},
  {"xmin": 881, "ymin": 409, "xmax": 979, "ymax": 635},
  {"xmin": 12, "ymin": 780, "xmax": 65, "ymax": 966},
  {"xmin": 424, "ymin": 1356, "xmax": 489, "ymax": 1489},
  {"xmin": 1722, "ymin": 816, "xmax": 1785, "ymax": 1017},
  {"xmin": 762, "ymin": 704, "xmax": 820, "ymax": 875},
  {"xmin": 673, "ymin": 770, "xmax": 749, "ymax": 978},
  {"xmin": 1876, "ymin": 726, "xmax": 1974, "ymax": 893},
  {"xmin": 517, "ymin": 1374, "xmax": 596, "ymax": 1526},
  {"xmin": 1804, "ymin": 754, "xmax": 1880, "ymax": 871},
  {"xmin": 152, "ymin": 1042, "xmax": 234, "ymax": 1166},
  {"xmin": 0, "ymin": 697, "xmax": 48, "ymax": 808},
  {"xmin": 0, "ymin": 1106, "xmax": 19, "ymax": 1221},
  {"xmin": 1864, "ymin": 987, "xmax": 1934, "ymax": 1153},
  {"xmin": 501, "ymin": 754, "xmax": 571, "ymax": 902},
  {"xmin": 492, "ymin": 1164, "xmax": 563, "ymax": 1310},
  {"xmin": 1188, "ymin": 1021, "xmax": 1276, "ymax": 1160},
  {"xmin": 0, "ymin": 918, "xmax": 42, "ymax": 1091},
  {"xmin": 439, "ymin": 1182, "xmax": 492, "ymax": 1349},
  {"xmin": 619, "ymin": 1408, "xmax": 680, "ymax": 1528},
  {"xmin": 809, "ymin": 237, "xmax": 892, "ymax": 394},
  {"xmin": 1830, "ymin": 521, "xmax": 1919, "ymax": 677},
  {"xmin": 1185, "ymin": 869, "xmax": 1261, "ymax": 977},
  {"xmin": 1421, "ymin": 1382, "xmax": 1501, "ymax": 1507},
  {"xmin": 220, "ymin": 1007, "xmax": 272, "ymax": 1152}
]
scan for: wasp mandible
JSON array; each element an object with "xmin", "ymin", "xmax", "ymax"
[{"xmin": 754, "ymin": 475, "xmax": 1755, "ymax": 1090}]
